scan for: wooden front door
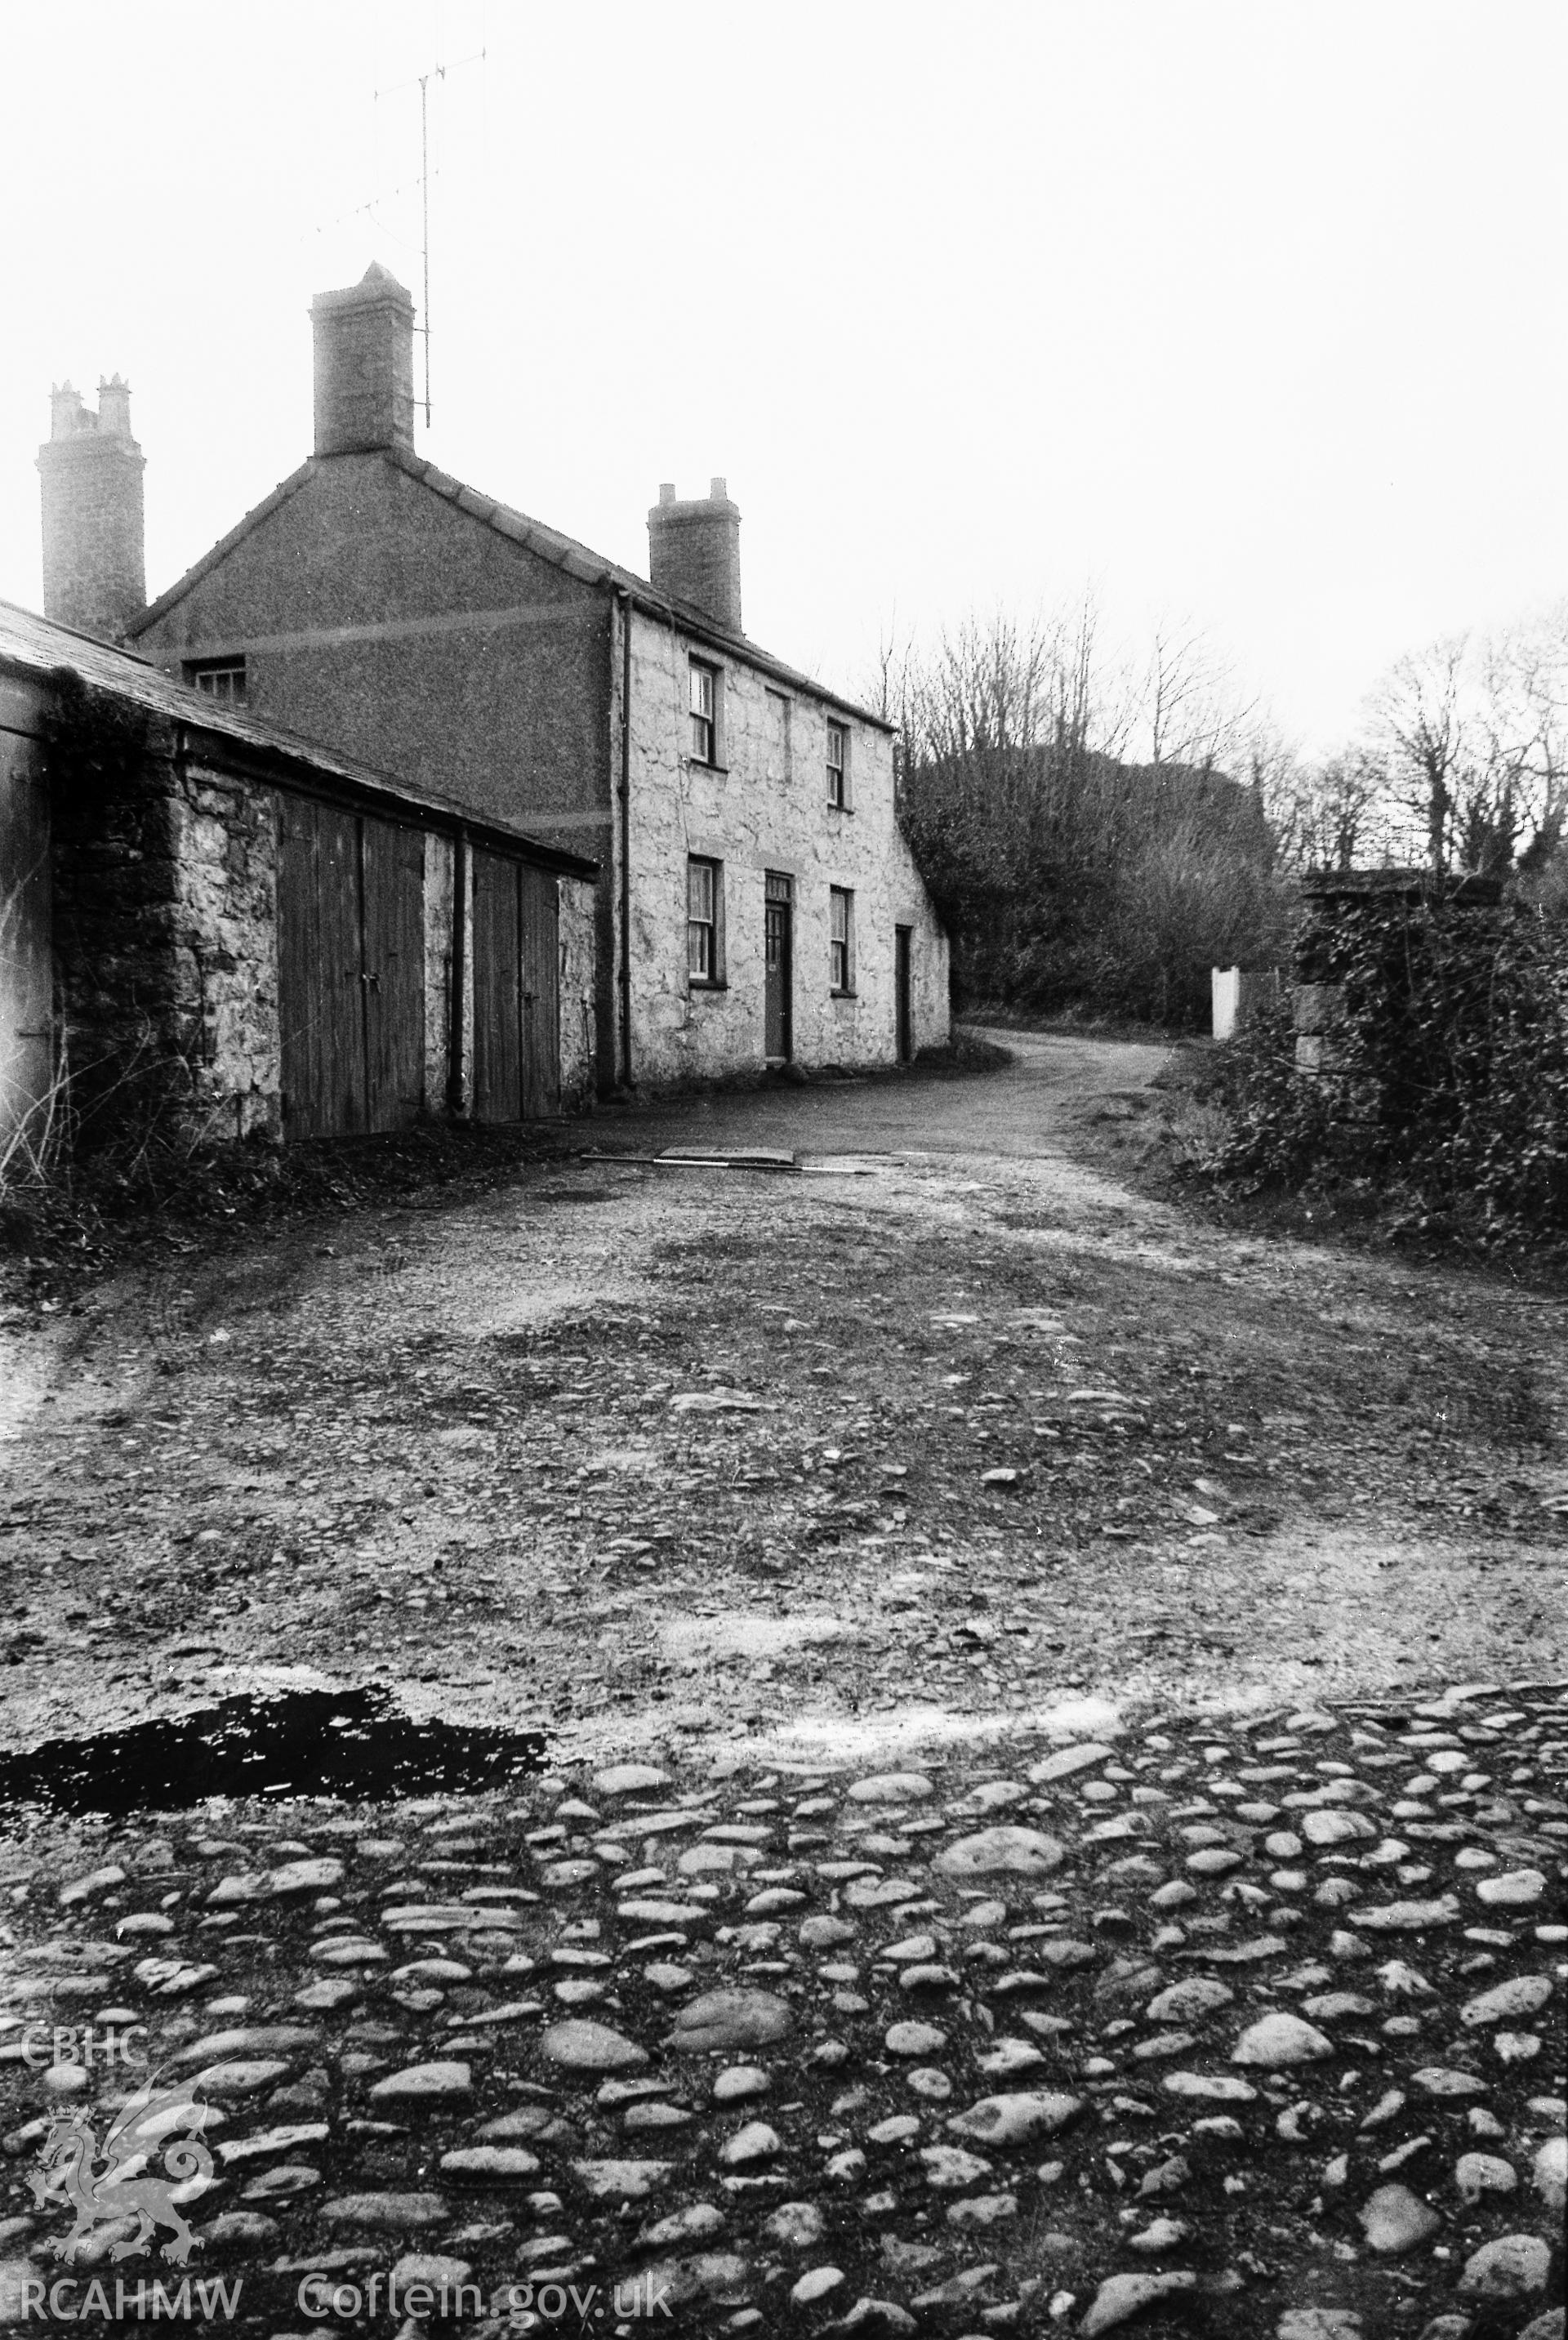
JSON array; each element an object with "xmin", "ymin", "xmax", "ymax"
[
  {"xmin": 764, "ymin": 871, "xmax": 792, "ymax": 1061},
  {"xmin": 278, "ymin": 799, "xmax": 425, "ymax": 1140},
  {"xmin": 471, "ymin": 850, "xmax": 560, "ymax": 1121},
  {"xmin": 895, "ymin": 925, "xmax": 913, "ymax": 1063}
]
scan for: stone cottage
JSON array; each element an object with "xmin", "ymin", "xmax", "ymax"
[
  {"xmin": 0, "ymin": 598, "xmax": 597, "ymax": 1156},
  {"xmin": 100, "ymin": 264, "xmax": 947, "ymax": 1091}
]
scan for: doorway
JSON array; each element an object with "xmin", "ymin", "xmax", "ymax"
[
  {"xmin": 764, "ymin": 871, "xmax": 793, "ymax": 1061},
  {"xmin": 278, "ymin": 798, "xmax": 425, "ymax": 1140},
  {"xmin": 0, "ymin": 725, "xmax": 52, "ymax": 1156},
  {"xmin": 895, "ymin": 924, "xmax": 913, "ymax": 1062},
  {"xmin": 471, "ymin": 850, "xmax": 561, "ymax": 1121}
]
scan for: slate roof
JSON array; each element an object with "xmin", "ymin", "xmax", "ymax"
[
  {"xmin": 127, "ymin": 446, "xmax": 895, "ymax": 735},
  {"xmin": 0, "ymin": 597, "xmax": 599, "ymax": 877}
]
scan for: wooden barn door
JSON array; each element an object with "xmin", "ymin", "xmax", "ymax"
[
  {"xmin": 519, "ymin": 863, "xmax": 559, "ymax": 1118},
  {"xmin": 360, "ymin": 817, "xmax": 425, "ymax": 1131},
  {"xmin": 471, "ymin": 851, "xmax": 560, "ymax": 1121},
  {"xmin": 0, "ymin": 718, "xmax": 53, "ymax": 1156},
  {"xmin": 279, "ymin": 798, "xmax": 366, "ymax": 1139},
  {"xmin": 278, "ymin": 798, "xmax": 425, "ymax": 1140},
  {"xmin": 471, "ymin": 848, "xmax": 522, "ymax": 1122}
]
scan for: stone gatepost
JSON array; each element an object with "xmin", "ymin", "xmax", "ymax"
[{"xmin": 1293, "ymin": 868, "xmax": 1503, "ymax": 1138}]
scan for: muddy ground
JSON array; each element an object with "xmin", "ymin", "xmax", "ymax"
[{"xmin": 1, "ymin": 1029, "xmax": 1565, "ymax": 1776}]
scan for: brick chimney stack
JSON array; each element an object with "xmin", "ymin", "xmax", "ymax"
[
  {"xmin": 37, "ymin": 374, "xmax": 146, "ymax": 642},
  {"xmin": 647, "ymin": 477, "xmax": 742, "ymax": 635},
  {"xmin": 310, "ymin": 261, "xmax": 416, "ymax": 457}
]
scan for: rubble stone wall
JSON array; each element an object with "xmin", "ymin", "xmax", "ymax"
[
  {"xmin": 53, "ymin": 721, "xmax": 282, "ymax": 1147},
  {"xmin": 45, "ymin": 697, "xmax": 261, "ymax": 1149}
]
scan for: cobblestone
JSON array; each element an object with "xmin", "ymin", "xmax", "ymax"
[{"xmin": 0, "ymin": 1684, "xmax": 1562, "ymax": 2335}]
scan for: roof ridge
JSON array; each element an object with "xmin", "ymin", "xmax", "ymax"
[
  {"xmin": 385, "ymin": 448, "xmax": 890, "ymax": 726},
  {"xmin": 127, "ymin": 445, "xmax": 893, "ymax": 731}
]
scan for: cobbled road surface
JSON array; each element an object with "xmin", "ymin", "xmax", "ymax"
[
  {"xmin": 0, "ymin": 1031, "xmax": 1564, "ymax": 2336},
  {"xmin": 0, "ymin": 1695, "xmax": 1563, "ymax": 2338}
]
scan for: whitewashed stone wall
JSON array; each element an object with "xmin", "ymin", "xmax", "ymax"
[
  {"xmin": 621, "ymin": 610, "xmax": 948, "ymax": 1084},
  {"xmin": 423, "ymin": 831, "xmax": 457, "ymax": 1115},
  {"xmin": 175, "ymin": 760, "xmax": 282, "ymax": 1143},
  {"xmin": 558, "ymin": 872, "xmax": 598, "ymax": 1112}
]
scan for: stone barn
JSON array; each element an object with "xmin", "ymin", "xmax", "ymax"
[{"xmin": 0, "ymin": 600, "xmax": 597, "ymax": 1159}]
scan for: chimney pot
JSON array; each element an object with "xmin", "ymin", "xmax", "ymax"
[
  {"xmin": 97, "ymin": 374, "xmax": 133, "ymax": 439},
  {"xmin": 310, "ymin": 261, "xmax": 416, "ymax": 457},
  {"xmin": 647, "ymin": 477, "xmax": 742, "ymax": 635},
  {"xmin": 50, "ymin": 381, "xmax": 87, "ymax": 439},
  {"xmin": 659, "ymin": 482, "xmax": 676, "ymax": 505},
  {"xmin": 38, "ymin": 374, "xmax": 145, "ymax": 640}
]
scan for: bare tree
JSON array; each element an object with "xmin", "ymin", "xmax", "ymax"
[
  {"xmin": 866, "ymin": 617, "xmax": 907, "ymax": 730},
  {"xmin": 1486, "ymin": 609, "xmax": 1568, "ymax": 863},
  {"xmin": 1311, "ymin": 755, "xmax": 1391, "ymax": 871},
  {"xmin": 1142, "ymin": 615, "xmax": 1257, "ymax": 774},
  {"xmin": 1258, "ymin": 747, "xmax": 1389, "ymax": 874},
  {"xmin": 1361, "ymin": 623, "xmax": 1568, "ymax": 876},
  {"xmin": 884, "ymin": 597, "xmax": 1281, "ymax": 1018},
  {"xmin": 889, "ymin": 595, "xmax": 1144, "ymax": 772},
  {"xmin": 1244, "ymin": 724, "xmax": 1307, "ymax": 866}
]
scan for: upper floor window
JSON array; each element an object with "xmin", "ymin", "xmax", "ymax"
[
  {"xmin": 826, "ymin": 720, "xmax": 848, "ymax": 806},
  {"xmin": 830, "ymin": 885, "xmax": 854, "ymax": 992},
  {"xmin": 187, "ymin": 657, "xmax": 247, "ymax": 706},
  {"xmin": 688, "ymin": 855, "xmax": 722, "ymax": 983},
  {"xmin": 690, "ymin": 661, "xmax": 719, "ymax": 764}
]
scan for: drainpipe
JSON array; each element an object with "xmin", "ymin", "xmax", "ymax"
[{"xmin": 616, "ymin": 589, "xmax": 634, "ymax": 1089}]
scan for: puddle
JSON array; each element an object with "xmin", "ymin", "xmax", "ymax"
[{"xmin": 0, "ymin": 1688, "xmax": 547, "ymax": 1821}]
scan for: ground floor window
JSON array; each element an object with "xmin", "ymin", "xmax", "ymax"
[
  {"xmin": 688, "ymin": 855, "xmax": 722, "ymax": 983},
  {"xmin": 830, "ymin": 885, "xmax": 854, "ymax": 992}
]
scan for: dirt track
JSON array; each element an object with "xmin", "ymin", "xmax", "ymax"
[{"xmin": 1, "ymin": 1029, "xmax": 1565, "ymax": 1773}]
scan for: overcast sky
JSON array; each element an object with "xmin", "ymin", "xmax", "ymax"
[{"xmin": 5, "ymin": 1, "xmax": 1566, "ymax": 753}]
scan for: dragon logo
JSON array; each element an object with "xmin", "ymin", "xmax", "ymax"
[{"xmin": 28, "ymin": 2072, "xmax": 214, "ymax": 2265}]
